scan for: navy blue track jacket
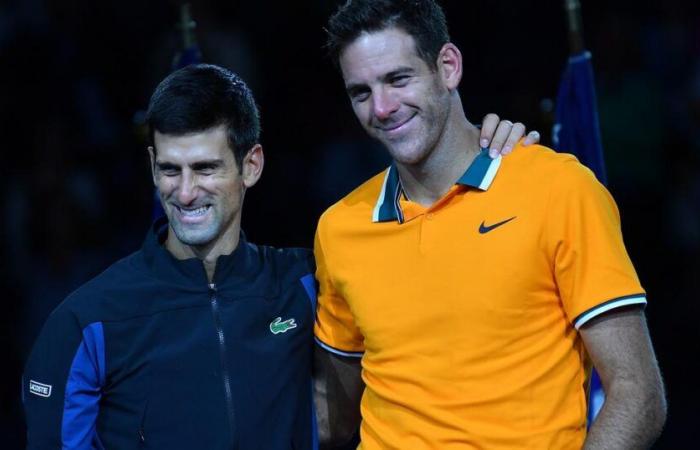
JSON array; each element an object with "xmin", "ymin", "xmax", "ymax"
[{"xmin": 23, "ymin": 220, "xmax": 318, "ymax": 449}]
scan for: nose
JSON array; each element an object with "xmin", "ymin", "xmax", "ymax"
[
  {"xmin": 175, "ymin": 171, "xmax": 198, "ymax": 205},
  {"xmin": 371, "ymin": 88, "xmax": 399, "ymax": 121}
]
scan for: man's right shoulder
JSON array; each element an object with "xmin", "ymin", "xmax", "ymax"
[
  {"xmin": 319, "ymin": 168, "xmax": 389, "ymax": 226},
  {"xmin": 57, "ymin": 249, "xmax": 147, "ymax": 320}
]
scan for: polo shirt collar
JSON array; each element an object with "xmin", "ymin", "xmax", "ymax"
[{"xmin": 372, "ymin": 148, "xmax": 502, "ymax": 223}]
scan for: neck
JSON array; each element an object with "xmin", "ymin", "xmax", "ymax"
[
  {"xmin": 396, "ymin": 104, "xmax": 481, "ymax": 206},
  {"xmin": 165, "ymin": 219, "xmax": 241, "ymax": 283}
]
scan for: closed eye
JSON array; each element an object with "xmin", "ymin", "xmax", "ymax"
[
  {"xmin": 192, "ymin": 162, "xmax": 221, "ymax": 174},
  {"xmin": 347, "ymin": 86, "xmax": 371, "ymax": 103},
  {"xmin": 383, "ymin": 67, "xmax": 415, "ymax": 87},
  {"xmin": 156, "ymin": 162, "xmax": 180, "ymax": 176},
  {"xmin": 389, "ymin": 75, "xmax": 410, "ymax": 87}
]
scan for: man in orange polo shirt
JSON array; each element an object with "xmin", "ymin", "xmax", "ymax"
[{"xmin": 313, "ymin": 1, "xmax": 666, "ymax": 449}]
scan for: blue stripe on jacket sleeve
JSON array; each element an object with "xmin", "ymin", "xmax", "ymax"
[
  {"xmin": 300, "ymin": 274, "xmax": 318, "ymax": 312},
  {"xmin": 62, "ymin": 322, "xmax": 106, "ymax": 449}
]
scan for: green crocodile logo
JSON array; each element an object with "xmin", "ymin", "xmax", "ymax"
[{"xmin": 270, "ymin": 317, "xmax": 297, "ymax": 335}]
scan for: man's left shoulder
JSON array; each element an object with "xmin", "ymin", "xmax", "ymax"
[
  {"xmin": 256, "ymin": 244, "xmax": 315, "ymax": 276},
  {"xmin": 263, "ymin": 246, "xmax": 316, "ymax": 305},
  {"xmin": 508, "ymin": 143, "xmax": 576, "ymax": 168},
  {"xmin": 507, "ymin": 143, "xmax": 603, "ymax": 189}
]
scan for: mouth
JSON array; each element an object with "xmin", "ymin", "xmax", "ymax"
[
  {"xmin": 377, "ymin": 114, "xmax": 416, "ymax": 136},
  {"xmin": 172, "ymin": 204, "xmax": 212, "ymax": 224}
]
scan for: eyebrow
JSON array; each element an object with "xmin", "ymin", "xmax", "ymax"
[
  {"xmin": 156, "ymin": 159, "xmax": 225, "ymax": 170},
  {"xmin": 191, "ymin": 160, "xmax": 224, "ymax": 170},
  {"xmin": 155, "ymin": 161, "xmax": 179, "ymax": 171}
]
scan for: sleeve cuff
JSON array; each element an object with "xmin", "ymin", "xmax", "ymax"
[
  {"xmin": 314, "ymin": 337, "xmax": 364, "ymax": 358},
  {"xmin": 573, "ymin": 294, "xmax": 647, "ymax": 329}
]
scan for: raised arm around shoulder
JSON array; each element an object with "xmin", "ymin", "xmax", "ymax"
[
  {"xmin": 313, "ymin": 344, "xmax": 363, "ymax": 449},
  {"xmin": 580, "ymin": 307, "xmax": 667, "ymax": 449}
]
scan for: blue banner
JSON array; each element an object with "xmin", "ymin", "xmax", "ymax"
[
  {"xmin": 172, "ymin": 44, "xmax": 202, "ymax": 71},
  {"xmin": 553, "ymin": 51, "xmax": 607, "ymax": 185}
]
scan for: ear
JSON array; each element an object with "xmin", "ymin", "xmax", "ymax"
[
  {"xmin": 147, "ymin": 146, "xmax": 157, "ymax": 186},
  {"xmin": 241, "ymin": 144, "xmax": 264, "ymax": 189},
  {"xmin": 437, "ymin": 43, "xmax": 462, "ymax": 91}
]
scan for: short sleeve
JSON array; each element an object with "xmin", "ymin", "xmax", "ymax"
[
  {"xmin": 547, "ymin": 160, "xmax": 647, "ymax": 329},
  {"xmin": 313, "ymin": 217, "xmax": 364, "ymax": 357}
]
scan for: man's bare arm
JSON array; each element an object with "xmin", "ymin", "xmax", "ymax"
[
  {"xmin": 314, "ymin": 345, "xmax": 364, "ymax": 448},
  {"xmin": 580, "ymin": 307, "xmax": 667, "ymax": 449}
]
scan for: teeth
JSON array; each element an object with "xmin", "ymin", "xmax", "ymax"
[{"xmin": 179, "ymin": 206, "xmax": 209, "ymax": 217}]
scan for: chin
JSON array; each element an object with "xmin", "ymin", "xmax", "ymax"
[
  {"xmin": 171, "ymin": 223, "xmax": 220, "ymax": 247},
  {"xmin": 386, "ymin": 144, "xmax": 429, "ymax": 166},
  {"xmin": 377, "ymin": 131, "xmax": 428, "ymax": 162},
  {"xmin": 180, "ymin": 233, "xmax": 215, "ymax": 247}
]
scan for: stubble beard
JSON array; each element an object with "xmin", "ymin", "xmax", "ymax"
[
  {"xmin": 384, "ymin": 107, "xmax": 449, "ymax": 168},
  {"xmin": 169, "ymin": 218, "xmax": 221, "ymax": 247},
  {"xmin": 398, "ymin": 84, "xmax": 452, "ymax": 165}
]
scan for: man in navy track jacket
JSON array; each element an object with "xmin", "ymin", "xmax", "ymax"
[{"xmin": 22, "ymin": 64, "xmax": 319, "ymax": 450}]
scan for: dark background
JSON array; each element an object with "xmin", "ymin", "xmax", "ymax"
[{"xmin": 2, "ymin": 0, "xmax": 698, "ymax": 447}]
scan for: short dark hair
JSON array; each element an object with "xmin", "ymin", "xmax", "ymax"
[
  {"xmin": 326, "ymin": 0, "xmax": 450, "ymax": 70},
  {"xmin": 145, "ymin": 64, "xmax": 260, "ymax": 169}
]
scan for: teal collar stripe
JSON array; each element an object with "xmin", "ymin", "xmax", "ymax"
[
  {"xmin": 457, "ymin": 149, "xmax": 502, "ymax": 189},
  {"xmin": 372, "ymin": 148, "xmax": 502, "ymax": 223},
  {"xmin": 372, "ymin": 165, "xmax": 402, "ymax": 223}
]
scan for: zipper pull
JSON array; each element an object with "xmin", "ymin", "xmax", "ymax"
[{"xmin": 138, "ymin": 428, "xmax": 145, "ymax": 443}]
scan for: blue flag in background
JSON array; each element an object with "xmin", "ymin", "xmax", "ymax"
[
  {"xmin": 172, "ymin": 43, "xmax": 202, "ymax": 71},
  {"xmin": 553, "ymin": 51, "xmax": 607, "ymax": 185},
  {"xmin": 552, "ymin": 50, "xmax": 607, "ymax": 425},
  {"xmin": 172, "ymin": 3, "xmax": 203, "ymax": 71}
]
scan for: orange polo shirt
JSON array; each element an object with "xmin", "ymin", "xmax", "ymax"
[{"xmin": 314, "ymin": 144, "xmax": 646, "ymax": 449}]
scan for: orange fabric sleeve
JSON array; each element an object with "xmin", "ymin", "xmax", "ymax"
[
  {"xmin": 313, "ymin": 217, "xmax": 365, "ymax": 354},
  {"xmin": 546, "ymin": 159, "xmax": 646, "ymax": 326}
]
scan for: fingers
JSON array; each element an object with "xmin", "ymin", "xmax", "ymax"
[
  {"xmin": 487, "ymin": 120, "xmax": 514, "ymax": 158},
  {"xmin": 501, "ymin": 122, "xmax": 526, "ymax": 155},
  {"xmin": 523, "ymin": 130, "xmax": 541, "ymax": 146},
  {"xmin": 479, "ymin": 113, "xmax": 500, "ymax": 149},
  {"xmin": 480, "ymin": 114, "xmax": 538, "ymax": 158}
]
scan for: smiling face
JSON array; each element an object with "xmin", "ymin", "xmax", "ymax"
[
  {"xmin": 149, "ymin": 124, "xmax": 262, "ymax": 257},
  {"xmin": 340, "ymin": 27, "xmax": 453, "ymax": 166}
]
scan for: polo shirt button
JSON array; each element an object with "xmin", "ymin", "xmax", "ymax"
[{"xmin": 426, "ymin": 213, "xmax": 435, "ymax": 220}]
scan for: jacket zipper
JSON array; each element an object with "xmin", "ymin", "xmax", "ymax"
[{"xmin": 209, "ymin": 283, "xmax": 236, "ymax": 447}]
